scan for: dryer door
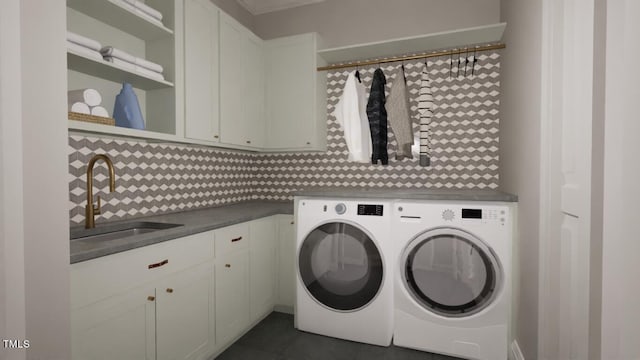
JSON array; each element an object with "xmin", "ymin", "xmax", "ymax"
[
  {"xmin": 298, "ymin": 221, "xmax": 384, "ymax": 312},
  {"xmin": 401, "ymin": 227, "xmax": 502, "ymax": 317}
]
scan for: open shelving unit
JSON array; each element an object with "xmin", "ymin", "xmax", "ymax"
[{"xmin": 66, "ymin": 0, "xmax": 184, "ymax": 138}]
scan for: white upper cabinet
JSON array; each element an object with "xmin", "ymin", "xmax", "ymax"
[
  {"xmin": 68, "ymin": 2, "xmax": 325, "ymax": 151},
  {"xmin": 264, "ymin": 33, "xmax": 327, "ymax": 151},
  {"xmin": 219, "ymin": 13, "xmax": 265, "ymax": 149},
  {"xmin": 244, "ymin": 32, "xmax": 266, "ymax": 149},
  {"xmin": 184, "ymin": 0, "xmax": 220, "ymax": 142}
]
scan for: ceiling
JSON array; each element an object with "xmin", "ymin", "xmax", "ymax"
[{"xmin": 235, "ymin": 0, "xmax": 326, "ymax": 15}]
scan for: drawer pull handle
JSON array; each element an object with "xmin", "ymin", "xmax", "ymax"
[
  {"xmin": 147, "ymin": 296, "xmax": 155, "ymax": 302},
  {"xmin": 148, "ymin": 259, "xmax": 169, "ymax": 269},
  {"xmin": 225, "ymin": 264, "xmax": 231, "ymax": 268},
  {"xmin": 231, "ymin": 236, "xmax": 243, "ymax": 242},
  {"xmin": 166, "ymin": 288, "xmax": 174, "ymax": 294},
  {"xmin": 290, "ymin": 221, "xmax": 294, "ymax": 225}
]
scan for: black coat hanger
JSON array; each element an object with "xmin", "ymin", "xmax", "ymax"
[
  {"xmin": 472, "ymin": 48, "xmax": 479, "ymax": 76},
  {"xmin": 464, "ymin": 49, "xmax": 469, "ymax": 78}
]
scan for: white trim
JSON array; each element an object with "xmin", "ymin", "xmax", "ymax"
[
  {"xmin": 511, "ymin": 340, "xmax": 526, "ymax": 360},
  {"xmin": 236, "ymin": 0, "xmax": 325, "ymax": 15},
  {"xmin": 537, "ymin": 0, "xmax": 561, "ymax": 357}
]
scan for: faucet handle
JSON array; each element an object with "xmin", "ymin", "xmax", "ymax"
[{"xmin": 93, "ymin": 196, "xmax": 102, "ymax": 215}]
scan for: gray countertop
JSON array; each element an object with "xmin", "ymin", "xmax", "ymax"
[
  {"xmin": 294, "ymin": 188, "xmax": 518, "ymax": 202},
  {"xmin": 70, "ymin": 201, "xmax": 293, "ymax": 264},
  {"xmin": 71, "ymin": 189, "xmax": 517, "ymax": 264}
]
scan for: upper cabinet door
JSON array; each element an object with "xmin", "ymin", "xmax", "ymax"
[
  {"xmin": 219, "ymin": 13, "xmax": 249, "ymax": 147},
  {"xmin": 264, "ymin": 33, "xmax": 327, "ymax": 151},
  {"xmin": 244, "ymin": 33, "xmax": 266, "ymax": 148},
  {"xmin": 184, "ymin": 0, "xmax": 220, "ymax": 142}
]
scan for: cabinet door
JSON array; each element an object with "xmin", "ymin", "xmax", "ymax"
[
  {"xmin": 71, "ymin": 285, "xmax": 156, "ymax": 360},
  {"xmin": 215, "ymin": 250, "xmax": 250, "ymax": 348},
  {"xmin": 156, "ymin": 262, "xmax": 214, "ymax": 360},
  {"xmin": 264, "ymin": 34, "xmax": 318, "ymax": 150},
  {"xmin": 219, "ymin": 13, "xmax": 247, "ymax": 147},
  {"xmin": 184, "ymin": 0, "xmax": 220, "ymax": 142},
  {"xmin": 277, "ymin": 215, "xmax": 296, "ymax": 308},
  {"xmin": 244, "ymin": 33, "xmax": 265, "ymax": 148},
  {"xmin": 249, "ymin": 217, "xmax": 277, "ymax": 322}
]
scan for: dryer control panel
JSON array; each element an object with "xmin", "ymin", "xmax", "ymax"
[{"xmin": 357, "ymin": 204, "xmax": 384, "ymax": 216}]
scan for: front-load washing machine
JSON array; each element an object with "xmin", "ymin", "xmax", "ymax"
[
  {"xmin": 392, "ymin": 200, "xmax": 514, "ymax": 360},
  {"xmin": 295, "ymin": 197, "xmax": 393, "ymax": 346}
]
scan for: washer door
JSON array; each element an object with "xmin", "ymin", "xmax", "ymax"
[
  {"xmin": 401, "ymin": 228, "xmax": 502, "ymax": 317},
  {"xmin": 298, "ymin": 221, "xmax": 384, "ymax": 312}
]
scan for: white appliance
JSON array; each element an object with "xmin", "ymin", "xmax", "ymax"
[
  {"xmin": 392, "ymin": 200, "xmax": 513, "ymax": 360},
  {"xmin": 295, "ymin": 197, "xmax": 393, "ymax": 346}
]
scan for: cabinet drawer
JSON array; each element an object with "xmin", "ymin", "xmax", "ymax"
[
  {"xmin": 71, "ymin": 231, "xmax": 214, "ymax": 309},
  {"xmin": 214, "ymin": 223, "xmax": 249, "ymax": 256}
]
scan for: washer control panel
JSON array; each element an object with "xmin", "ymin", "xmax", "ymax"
[
  {"xmin": 357, "ymin": 204, "xmax": 384, "ymax": 216},
  {"xmin": 461, "ymin": 207, "xmax": 507, "ymax": 225}
]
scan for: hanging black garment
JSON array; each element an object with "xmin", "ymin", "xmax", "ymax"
[{"xmin": 366, "ymin": 68, "xmax": 389, "ymax": 165}]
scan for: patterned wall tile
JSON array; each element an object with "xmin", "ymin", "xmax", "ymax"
[
  {"xmin": 252, "ymin": 51, "xmax": 501, "ymax": 201},
  {"xmin": 69, "ymin": 136, "xmax": 256, "ymax": 226},
  {"xmin": 68, "ymin": 50, "xmax": 501, "ymax": 225}
]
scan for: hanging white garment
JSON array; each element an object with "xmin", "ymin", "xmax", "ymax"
[{"xmin": 332, "ymin": 71, "xmax": 372, "ymax": 163}]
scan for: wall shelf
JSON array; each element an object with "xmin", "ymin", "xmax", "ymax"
[
  {"xmin": 317, "ymin": 23, "xmax": 506, "ymax": 64},
  {"xmin": 69, "ymin": 120, "xmax": 180, "ymax": 142},
  {"xmin": 67, "ymin": 0, "xmax": 173, "ymax": 41},
  {"xmin": 67, "ymin": 49, "xmax": 174, "ymax": 90}
]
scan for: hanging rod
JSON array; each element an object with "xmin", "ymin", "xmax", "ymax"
[{"xmin": 316, "ymin": 43, "xmax": 506, "ymax": 72}]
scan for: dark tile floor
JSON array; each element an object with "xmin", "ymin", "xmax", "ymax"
[{"xmin": 213, "ymin": 312, "xmax": 464, "ymax": 360}]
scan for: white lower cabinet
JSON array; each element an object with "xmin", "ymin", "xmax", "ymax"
[
  {"xmin": 71, "ymin": 215, "xmax": 288, "ymax": 359},
  {"xmin": 276, "ymin": 215, "xmax": 296, "ymax": 309},
  {"xmin": 249, "ymin": 218, "xmax": 277, "ymax": 322},
  {"xmin": 156, "ymin": 263, "xmax": 214, "ymax": 360},
  {"xmin": 215, "ymin": 250, "xmax": 250, "ymax": 348},
  {"xmin": 71, "ymin": 283, "xmax": 157, "ymax": 360},
  {"xmin": 71, "ymin": 231, "xmax": 215, "ymax": 360},
  {"xmin": 213, "ymin": 222, "xmax": 251, "ymax": 349}
]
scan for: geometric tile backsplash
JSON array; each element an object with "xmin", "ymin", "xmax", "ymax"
[{"xmin": 68, "ymin": 51, "xmax": 500, "ymax": 226}]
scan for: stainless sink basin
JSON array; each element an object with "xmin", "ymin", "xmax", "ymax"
[{"xmin": 71, "ymin": 222, "xmax": 184, "ymax": 243}]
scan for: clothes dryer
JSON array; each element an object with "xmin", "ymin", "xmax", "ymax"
[
  {"xmin": 295, "ymin": 197, "xmax": 393, "ymax": 346},
  {"xmin": 392, "ymin": 201, "xmax": 514, "ymax": 360}
]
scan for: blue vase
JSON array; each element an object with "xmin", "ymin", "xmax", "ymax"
[{"xmin": 113, "ymin": 82, "xmax": 145, "ymax": 130}]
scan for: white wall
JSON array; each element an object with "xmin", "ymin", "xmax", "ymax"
[
  {"xmin": 252, "ymin": 0, "xmax": 501, "ymax": 49},
  {"xmin": 0, "ymin": 0, "xmax": 26, "ymax": 359},
  {"xmin": 499, "ymin": 0, "xmax": 543, "ymax": 359},
  {"xmin": 600, "ymin": 0, "xmax": 640, "ymax": 358},
  {"xmin": 19, "ymin": 1, "xmax": 71, "ymax": 359}
]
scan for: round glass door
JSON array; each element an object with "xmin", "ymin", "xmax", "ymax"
[
  {"xmin": 298, "ymin": 222, "xmax": 384, "ymax": 312},
  {"xmin": 401, "ymin": 228, "xmax": 501, "ymax": 317}
]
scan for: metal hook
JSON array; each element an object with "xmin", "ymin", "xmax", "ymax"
[
  {"xmin": 464, "ymin": 48, "xmax": 469, "ymax": 78},
  {"xmin": 472, "ymin": 48, "xmax": 479, "ymax": 77},
  {"xmin": 457, "ymin": 50, "xmax": 462, "ymax": 78}
]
